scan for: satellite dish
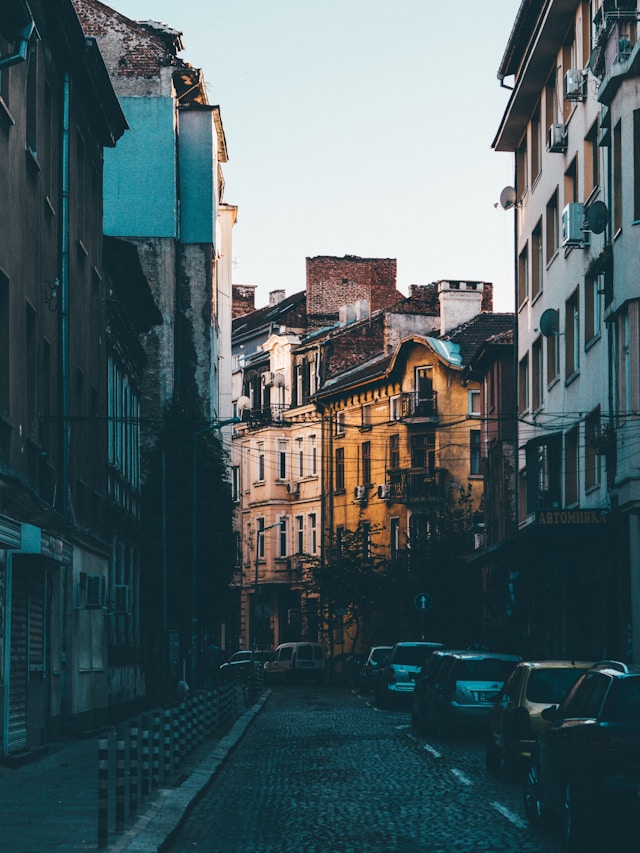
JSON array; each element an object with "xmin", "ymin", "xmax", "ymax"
[
  {"xmin": 539, "ymin": 308, "xmax": 560, "ymax": 338},
  {"xmin": 499, "ymin": 186, "xmax": 517, "ymax": 210},
  {"xmin": 237, "ymin": 395, "xmax": 251, "ymax": 411},
  {"xmin": 587, "ymin": 200, "xmax": 608, "ymax": 235},
  {"xmin": 272, "ymin": 373, "xmax": 285, "ymax": 388}
]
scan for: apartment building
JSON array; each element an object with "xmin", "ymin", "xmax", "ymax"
[{"xmin": 492, "ymin": 0, "xmax": 640, "ymax": 659}]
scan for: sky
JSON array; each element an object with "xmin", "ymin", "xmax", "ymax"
[{"xmin": 110, "ymin": 1, "xmax": 520, "ymax": 312}]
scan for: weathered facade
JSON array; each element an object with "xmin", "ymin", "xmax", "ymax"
[{"xmin": 0, "ymin": 0, "xmax": 127, "ymax": 751}]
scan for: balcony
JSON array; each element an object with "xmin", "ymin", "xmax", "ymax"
[
  {"xmin": 243, "ymin": 404, "xmax": 288, "ymax": 430},
  {"xmin": 388, "ymin": 468, "xmax": 446, "ymax": 504},
  {"xmin": 397, "ymin": 391, "xmax": 438, "ymax": 423}
]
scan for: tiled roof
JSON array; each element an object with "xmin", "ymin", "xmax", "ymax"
[
  {"xmin": 232, "ymin": 291, "xmax": 306, "ymax": 338},
  {"xmin": 442, "ymin": 313, "xmax": 514, "ymax": 366}
]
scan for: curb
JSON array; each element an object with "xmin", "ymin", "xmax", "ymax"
[{"xmin": 109, "ymin": 690, "xmax": 271, "ymax": 853}]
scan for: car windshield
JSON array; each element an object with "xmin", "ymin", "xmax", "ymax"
[
  {"xmin": 526, "ymin": 667, "xmax": 585, "ymax": 704},
  {"xmin": 455, "ymin": 658, "xmax": 517, "ymax": 681},
  {"xmin": 371, "ymin": 648, "xmax": 391, "ymax": 664},
  {"xmin": 393, "ymin": 646, "xmax": 433, "ymax": 666}
]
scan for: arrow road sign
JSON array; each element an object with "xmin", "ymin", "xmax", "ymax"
[{"xmin": 414, "ymin": 593, "xmax": 432, "ymax": 612}]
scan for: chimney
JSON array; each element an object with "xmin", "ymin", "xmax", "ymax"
[
  {"xmin": 269, "ymin": 289, "xmax": 286, "ymax": 306},
  {"xmin": 232, "ymin": 284, "xmax": 257, "ymax": 319},
  {"xmin": 438, "ymin": 280, "xmax": 484, "ymax": 334}
]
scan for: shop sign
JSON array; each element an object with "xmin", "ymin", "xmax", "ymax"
[{"xmin": 537, "ymin": 509, "xmax": 608, "ymax": 526}]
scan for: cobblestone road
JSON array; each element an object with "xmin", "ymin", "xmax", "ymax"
[{"xmin": 166, "ymin": 685, "xmax": 566, "ymax": 853}]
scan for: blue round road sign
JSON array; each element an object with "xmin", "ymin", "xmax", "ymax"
[{"xmin": 414, "ymin": 593, "xmax": 432, "ymax": 612}]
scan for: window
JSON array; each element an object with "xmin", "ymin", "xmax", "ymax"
[
  {"xmin": 390, "ymin": 517, "xmax": 400, "ymax": 561},
  {"xmin": 526, "ymin": 434, "xmax": 562, "ymax": 513},
  {"xmin": 257, "ymin": 519, "xmax": 265, "ymax": 559},
  {"xmin": 411, "ymin": 434, "xmax": 435, "ymax": 471},
  {"xmin": 546, "ymin": 190, "xmax": 559, "ymax": 263},
  {"xmin": 585, "ymin": 408, "xmax": 601, "ymax": 491},
  {"xmin": 389, "ymin": 433, "xmax": 400, "ymax": 469},
  {"xmin": 519, "ymin": 355, "xmax": 529, "ymax": 414},
  {"xmin": 296, "ymin": 437, "xmax": 304, "ymax": 479},
  {"xmin": 564, "ymin": 427, "xmax": 579, "ymax": 506},
  {"xmin": 565, "ymin": 291, "xmax": 580, "ymax": 379},
  {"xmin": 531, "ymin": 102, "xmax": 542, "ymax": 182},
  {"xmin": 532, "ymin": 337, "xmax": 543, "ymax": 411},
  {"xmin": 516, "ymin": 134, "xmax": 528, "ymax": 201},
  {"xmin": 614, "ymin": 119, "xmax": 622, "ymax": 234},
  {"xmin": 257, "ymin": 441, "xmax": 265, "ymax": 481},
  {"xmin": 308, "ymin": 513, "xmax": 317, "ymax": 554},
  {"xmin": 389, "ymin": 395, "xmax": 401, "ymax": 421},
  {"xmin": 584, "ymin": 121, "xmax": 599, "ymax": 199},
  {"xmin": 585, "ymin": 273, "xmax": 602, "ymax": 344},
  {"xmin": 362, "ymin": 441, "xmax": 371, "ymax": 485},
  {"xmin": 468, "ymin": 389, "xmax": 480, "ymax": 416},
  {"xmin": 518, "ymin": 244, "xmax": 529, "ymax": 307},
  {"xmin": 335, "ymin": 447, "xmax": 345, "ymax": 491},
  {"xmin": 546, "ymin": 331, "xmax": 559, "ymax": 386},
  {"xmin": 634, "ymin": 110, "xmax": 640, "ymax": 221},
  {"xmin": 278, "ymin": 440, "xmax": 287, "ymax": 480},
  {"xmin": 278, "ymin": 518, "xmax": 287, "ymax": 558},
  {"xmin": 232, "ymin": 466, "xmax": 239, "ymax": 502},
  {"xmin": 335, "ymin": 411, "xmax": 345, "ymax": 436},
  {"xmin": 545, "ymin": 70, "xmax": 557, "ymax": 134},
  {"xmin": 532, "ymin": 220, "xmax": 543, "ymax": 299},
  {"xmin": 296, "ymin": 516, "xmax": 304, "ymax": 554},
  {"xmin": 310, "ymin": 435, "xmax": 317, "ymax": 475},
  {"xmin": 361, "ymin": 403, "xmax": 372, "ymax": 430},
  {"xmin": 565, "ymin": 158, "xmax": 578, "ymax": 205},
  {"xmin": 416, "ymin": 366, "xmax": 434, "ymax": 413},
  {"xmin": 470, "ymin": 430, "xmax": 481, "ymax": 476}
]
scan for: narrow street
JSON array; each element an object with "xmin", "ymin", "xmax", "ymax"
[{"xmin": 166, "ymin": 685, "xmax": 565, "ymax": 853}]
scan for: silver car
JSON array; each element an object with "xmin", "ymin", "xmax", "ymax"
[{"xmin": 374, "ymin": 641, "xmax": 443, "ymax": 707}]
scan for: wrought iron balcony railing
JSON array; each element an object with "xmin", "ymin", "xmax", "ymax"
[
  {"xmin": 388, "ymin": 468, "xmax": 445, "ymax": 503},
  {"xmin": 397, "ymin": 391, "xmax": 438, "ymax": 422}
]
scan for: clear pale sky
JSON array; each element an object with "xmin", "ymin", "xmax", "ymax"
[{"xmin": 111, "ymin": 1, "xmax": 520, "ymax": 312}]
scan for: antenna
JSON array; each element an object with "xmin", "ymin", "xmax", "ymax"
[
  {"xmin": 498, "ymin": 186, "xmax": 517, "ymax": 211},
  {"xmin": 539, "ymin": 308, "xmax": 560, "ymax": 337}
]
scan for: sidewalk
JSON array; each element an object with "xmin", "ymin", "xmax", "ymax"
[{"xmin": 0, "ymin": 690, "xmax": 270, "ymax": 853}]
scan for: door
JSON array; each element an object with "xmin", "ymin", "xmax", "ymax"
[{"xmin": 8, "ymin": 564, "xmax": 28, "ymax": 751}]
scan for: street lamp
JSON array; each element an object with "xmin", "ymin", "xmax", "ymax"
[
  {"xmin": 253, "ymin": 520, "xmax": 282, "ymax": 650},
  {"xmin": 190, "ymin": 417, "xmax": 240, "ymax": 685}
]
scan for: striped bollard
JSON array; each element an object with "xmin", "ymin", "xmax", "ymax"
[
  {"xmin": 141, "ymin": 722, "xmax": 150, "ymax": 798},
  {"xmin": 98, "ymin": 738, "xmax": 108, "ymax": 848},
  {"xmin": 152, "ymin": 713, "xmax": 161, "ymax": 789},
  {"xmin": 116, "ymin": 739, "xmax": 125, "ymax": 831},
  {"xmin": 163, "ymin": 708, "xmax": 172, "ymax": 780},
  {"xmin": 129, "ymin": 721, "xmax": 138, "ymax": 815}
]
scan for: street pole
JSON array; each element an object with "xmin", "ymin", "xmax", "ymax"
[
  {"xmin": 253, "ymin": 520, "xmax": 281, "ymax": 651},
  {"xmin": 190, "ymin": 417, "xmax": 239, "ymax": 687}
]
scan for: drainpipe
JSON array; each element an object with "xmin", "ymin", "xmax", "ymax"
[
  {"xmin": 0, "ymin": 20, "xmax": 35, "ymax": 70},
  {"xmin": 59, "ymin": 72, "xmax": 70, "ymax": 516}
]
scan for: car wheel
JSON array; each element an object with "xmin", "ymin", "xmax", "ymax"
[
  {"xmin": 563, "ymin": 781, "xmax": 593, "ymax": 852},
  {"xmin": 523, "ymin": 762, "xmax": 547, "ymax": 825}
]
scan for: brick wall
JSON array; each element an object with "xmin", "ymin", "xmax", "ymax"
[
  {"xmin": 323, "ymin": 314, "xmax": 385, "ymax": 380},
  {"xmin": 306, "ymin": 255, "xmax": 398, "ymax": 324},
  {"xmin": 232, "ymin": 285, "xmax": 256, "ymax": 319}
]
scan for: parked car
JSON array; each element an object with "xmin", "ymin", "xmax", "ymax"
[
  {"xmin": 417, "ymin": 650, "xmax": 522, "ymax": 737},
  {"xmin": 219, "ymin": 649, "xmax": 275, "ymax": 682},
  {"xmin": 263, "ymin": 642, "xmax": 326, "ymax": 684},
  {"xmin": 412, "ymin": 648, "xmax": 457, "ymax": 730},
  {"xmin": 330, "ymin": 652, "xmax": 366, "ymax": 686},
  {"xmin": 524, "ymin": 664, "xmax": 640, "ymax": 851},
  {"xmin": 374, "ymin": 641, "xmax": 443, "ymax": 707},
  {"xmin": 485, "ymin": 660, "xmax": 594, "ymax": 774},
  {"xmin": 359, "ymin": 645, "xmax": 392, "ymax": 694}
]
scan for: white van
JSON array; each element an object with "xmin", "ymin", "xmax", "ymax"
[{"xmin": 264, "ymin": 642, "xmax": 326, "ymax": 684}]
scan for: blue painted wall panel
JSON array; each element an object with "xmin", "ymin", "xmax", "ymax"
[
  {"xmin": 179, "ymin": 109, "xmax": 216, "ymax": 245},
  {"xmin": 104, "ymin": 97, "xmax": 178, "ymax": 238}
]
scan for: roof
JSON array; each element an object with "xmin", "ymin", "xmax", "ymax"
[
  {"xmin": 232, "ymin": 291, "xmax": 306, "ymax": 339},
  {"xmin": 442, "ymin": 313, "xmax": 515, "ymax": 367}
]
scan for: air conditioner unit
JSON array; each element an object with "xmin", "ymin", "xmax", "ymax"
[
  {"xmin": 114, "ymin": 584, "xmax": 130, "ymax": 614},
  {"xmin": 261, "ymin": 371, "xmax": 274, "ymax": 387},
  {"xmin": 547, "ymin": 123, "xmax": 567, "ymax": 153},
  {"xmin": 354, "ymin": 485, "xmax": 367, "ymax": 502},
  {"xmin": 287, "ymin": 481, "xmax": 300, "ymax": 495},
  {"xmin": 562, "ymin": 202, "xmax": 586, "ymax": 247},
  {"xmin": 377, "ymin": 483, "xmax": 391, "ymax": 500},
  {"xmin": 564, "ymin": 69, "xmax": 586, "ymax": 101},
  {"xmin": 85, "ymin": 574, "xmax": 105, "ymax": 609}
]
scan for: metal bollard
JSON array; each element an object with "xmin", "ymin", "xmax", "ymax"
[
  {"xmin": 152, "ymin": 713, "xmax": 161, "ymax": 789},
  {"xmin": 141, "ymin": 721, "xmax": 150, "ymax": 798},
  {"xmin": 129, "ymin": 721, "xmax": 138, "ymax": 815},
  {"xmin": 163, "ymin": 708, "xmax": 172, "ymax": 780},
  {"xmin": 116, "ymin": 738, "xmax": 125, "ymax": 831},
  {"xmin": 98, "ymin": 738, "xmax": 109, "ymax": 848},
  {"xmin": 173, "ymin": 703, "xmax": 181, "ymax": 769}
]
